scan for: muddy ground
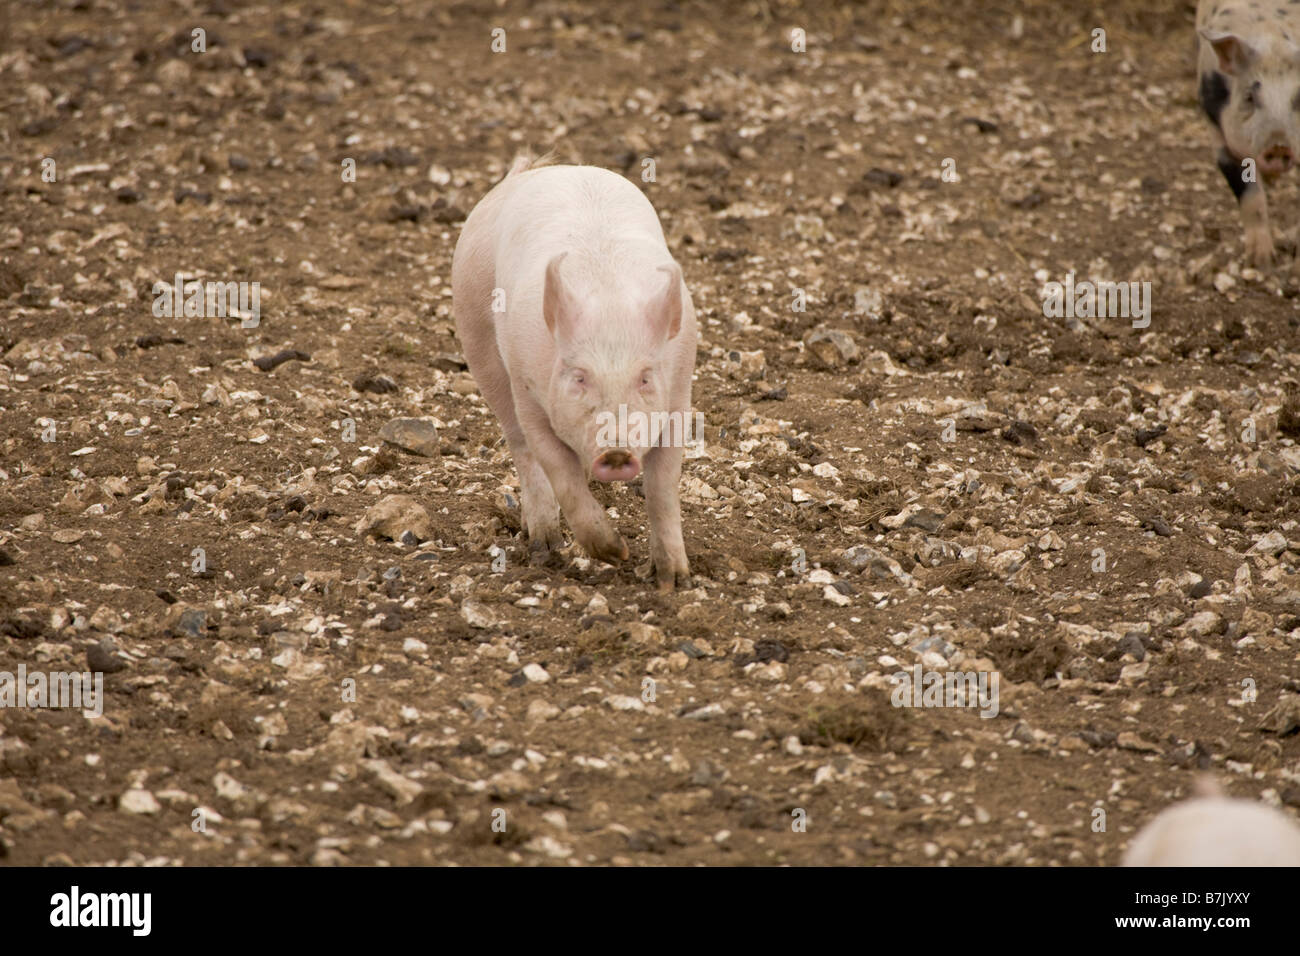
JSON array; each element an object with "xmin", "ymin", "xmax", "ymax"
[{"xmin": 1, "ymin": 0, "xmax": 1299, "ymax": 867}]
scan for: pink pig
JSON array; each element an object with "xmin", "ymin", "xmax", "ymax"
[
  {"xmin": 1122, "ymin": 777, "xmax": 1300, "ymax": 866},
  {"xmin": 452, "ymin": 156, "xmax": 697, "ymax": 591}
]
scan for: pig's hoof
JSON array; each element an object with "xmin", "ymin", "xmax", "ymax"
[
  {"xmin": 527, "ymin": 539, "xmax": 560, "ymax": 567},
  {"xmin": 1246, "ymin": 234, "xmax": 1275, "ymax": 268},
  {"xmin": 651, "ymin": 538, "xmax": 691, "ymax": 590},
  {"xmin": 526, "ymin": 524, "xmax": 565, "ymax": 566},
  {"xmin": 527, "ymin": 524, "xmax": 563, "ymax": 551},
  {"xmin": 580, "ymin": 529, "xmax": 628, "ymax": 564},
  {"xmin": 653, "ymin": 550, "xmax": 691, "ymax": 592},
  {"xmin": 656, "ymin": 565, "xmax": 692, "ymax": 593}
]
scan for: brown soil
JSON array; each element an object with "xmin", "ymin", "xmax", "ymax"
[{"xmin": 1, "ymin": 0, "xmax": 1299, "ymax": 866}]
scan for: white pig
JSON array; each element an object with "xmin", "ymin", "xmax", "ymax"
[
  {"xmin": 1197, "ymin": 0, "xmax": 1300, "ymax": 266},
  {"xmin": 1122, "ymin": 777, "xmax": 1300, "ymax": 866},
  {"xmin": 452, "ymin": 156, "xmax": 697, "ymax": 591}
]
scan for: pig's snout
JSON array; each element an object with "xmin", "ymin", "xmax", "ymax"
[
  {"xmin": 592, "ymin": 448, "xmax": 641, "ymax": 482},
  {"xmin": 1260, "ymin": 141, "xmax": 1295, "ymax": 176}
]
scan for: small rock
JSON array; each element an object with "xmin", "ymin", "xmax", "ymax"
[
  {"xmin": 1249, "ymin": 531, "xmax": 1288, "ymax": 557},
  {"xmin": 352, "ymin": 371, "xmax": 399, "ymax": 394},
  {"xmin": 681, "ymin": 703, "xmax": 725, "ymax": 720},
  {"xmin": 362, "ymin": 759, "xmax": 423, "ymax": 806},
  {"xmin": 604, "ymin": 695, "xmax": 645, "ymax": 712},
  {"xmin": 1116, "ymin": 732, "xmax": 1160, "ymax": 753},
  {"xmin": 87, "ymin": 640, "xmax": 127, "ymax": 674},
  {"xmin": 378, "ymin": 417, "xmax": 440, "ymax": 457},
  {"xmin": 171, "ymin": 607, "xmax": 206, "ymax": 638},
  {"xmin": 989, "ymin": 549, "xmax": 1026, "ymax": 575},
  {"xmin": 358, "ymin": 494, "xmax": 431, "ymax": 542},
  {"xmin": 823, "ymin": 585, "xmax": 851, "ymax": 607},
  {"xmin": 460, "ymin": 600, "xmax": 497, "ymax": 629},
  {"xmin": 1259, "ymin": 696, "xmax": 1300, "ymax": 736},
  {"xmin": 119, "ymin": 789, "xmax": 161, "ymax": 815},
  {"xmin": 803, "ymin": 328, "xmax": 859, "ymax": 368},
  {"xmin": 253, "ymin": 349, "xmax": 311, "ymax": 372},
  {"xmin": 793, "ymin": 214, "xmax": 826, "ymax": 241},
  {"xmin": 723, "ymin": 348, "xmax": 766, "ymax": 380},
  {"xmin": 522, "ymin": 663, "xmax": 550, "ymax": 683},
  {"xmin": 1181, "ymin": 611, "xmax": 1224, "ymax": 638},
  {"xmin": 523, "ymin": 835, "xmax": 573, "ymax": 859},
  {"xmin": 853, "ymin": 286, "xmax": 885, "ymax": 320},
  {"xmin": 1119, "ymin": 661, "xmax": 1149, "ymax": 683},
  {"xmin": 840, "ymin": 545, "xmax": 911, "ymax": 583},
  {"xmin": 526, "ymin": 700, "xmax": 561, "ymax": 722},
  {"xmin": 155, "ymin": 59, "xmax": 191, "ymax": 89},
  {"xmin": 1134, "ymin": 425, "xmax": 1167, "ymax": 448},
  {"xmin": 1142, "ymin": 515, "xmax": 1173, "ymax": 537}
]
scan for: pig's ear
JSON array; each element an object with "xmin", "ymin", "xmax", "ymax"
[
  {"xmin": 651, "ymin": 264, "xmax": 684, "ymax": 342},
  {"xmin": 1201, "ymin": 30, "xmax": 1255, "ymax": 76},
  {"xmin": 543, "ymin": 253, "xmax": 574, "ymax": 340}
]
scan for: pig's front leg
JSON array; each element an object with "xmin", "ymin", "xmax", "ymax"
[
  {"xmin": 514, "ymin": 396, "xmax": 628, "ymax": 565},
  {"xmin": 1242, "ymin": 190, "xmax": 1274, "ymax": 268},
  {"xmin": 644, "ymin": 443, "xmax": 690, "ymax": 592},
  {"xmin": 506, "ymin": 431, "xmax": 564, "ymax": 562},
  {"xmin": 1218, "ymin": 147, "xmax": 1273, "ymax": 267}
]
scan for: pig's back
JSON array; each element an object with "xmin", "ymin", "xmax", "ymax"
[
  {"xmin": 1123, "ymin": 796, "xmax": 1300, "ymax": 866},
  {"xmin": 491, "ymin": 165, "xmax": 669, "ymax": 270},
  {"xmin": 1198, "ymin": 0, "xmax": 1300, "ymax": 50}
]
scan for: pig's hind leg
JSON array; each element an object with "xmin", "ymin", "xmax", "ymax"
[
  {"xmin": 644, "ymin": 317, "xmax": 695, "ymax": 591},
  {"xmin": 453, "ymin": 276, "xmax": 563, "ymax": 559}
]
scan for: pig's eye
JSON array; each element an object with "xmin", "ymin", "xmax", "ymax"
[
  {"xmin": 571, "ymin": 370, "xmax": 586, "ymax": 386},
  {"xmin": 640, "ymin": 371, "xmax": 653, "ymax": 388},
  {"xmin": 1244, "ymin": 82, "xmax": 1261, "ymax": 109}
]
